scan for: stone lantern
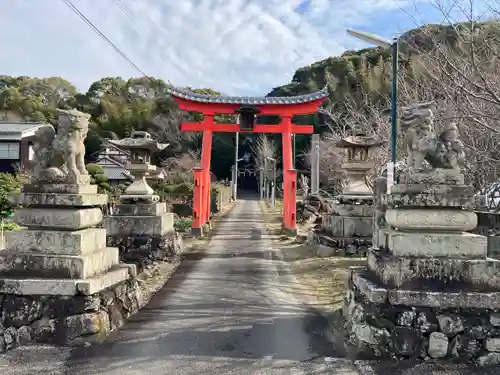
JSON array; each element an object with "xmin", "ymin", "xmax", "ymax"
[
  {"xmin": 108, "ymin": 131, "xmax": 169, "ymax": 203},
  {"xmin": 319, "ymin": 133, "xmax": 386, "ymax": 255},
  {"xmin": 336, "ymin": 133, "xmax": 386, "ymax": 198}
]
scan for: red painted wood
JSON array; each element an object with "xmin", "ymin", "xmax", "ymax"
[
  {"xmin": 173, "ymin": 94, "xmax": 326, "ymax": 233},
  {"xmin": 192, "ymin": 168, "xmax": 203, "ymax": 230},
  {"xmin": 180, "ymin": 122, "xmax": 314, "ymax": 134},
  {"xmin": 173, "ymin": 97, "xmax": 326, "ymax": 116}
]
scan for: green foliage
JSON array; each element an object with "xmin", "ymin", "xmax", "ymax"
[
  {"xmin": 154, "ymin": 182, "xmax": 194, "ymax": 195},
  {"xmin": 0, "ymin": 21, "xmax": 485, "ymax": 179},
  {"xmin": 86, "ymin": 163, "xmax": 112, "ymax": 193},
  {"xmin": 0, "ymin": 173, "xmax": 23, "ymax": 218},
  {"xmin": 174, "ymin": 218, "xmax": 192, "ymax": 232},
  {"xmin": 1, "ymin": 221, "xmax": 22, "ymax": 231}
]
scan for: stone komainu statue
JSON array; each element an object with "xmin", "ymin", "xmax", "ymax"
[
  {"xmin": 400, "ymin": 102, "xmax": 465, "ymax": 170},
  {"xmin": 31, "ymin": 109, "xmax": 91, "ymax": 184}
]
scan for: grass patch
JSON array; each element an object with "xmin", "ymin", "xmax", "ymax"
[{"xmin": 259, "ymin": 200, "xmax": 365, "ymax": 312}]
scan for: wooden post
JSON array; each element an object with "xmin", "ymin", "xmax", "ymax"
[
  {"xmin": 285, "ymin": 169, "xmax": 298, "ymax": 235},
  {"xmin": 281, "ymin": 116, "xmax": 293, "ymax": 230},
  {"xmin": 192, "ymin": 168, "xmax": 204, "ymax": 236},
  {"xmin": 201, "ymin": 117, "xmax": 213, "ymax": 224},
  {"xmin": 311, "ymin": 134, "xmax": 320, "ymax": 195}
]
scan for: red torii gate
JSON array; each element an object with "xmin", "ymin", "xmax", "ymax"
[{"xmin": 168, "ymin": 86, "xmax": 328, "ymax": 236}]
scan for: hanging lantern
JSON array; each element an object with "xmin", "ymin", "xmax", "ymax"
[{"xmin": 235, "ymin": 105, "xmax": 260, "ymax": 131}]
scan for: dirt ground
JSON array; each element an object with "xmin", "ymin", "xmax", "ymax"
[
  {"xmin": 182, "ymin": 200, "xmax": 236, "ymax": 255},
  {"xmin": 259, "ymin": 200, "xmax": 365, "ymax": 313}
]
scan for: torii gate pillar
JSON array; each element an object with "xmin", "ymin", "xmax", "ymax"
[{"xmin": 168, "ymin": 86, "xmax": 328, "ymax": 237}]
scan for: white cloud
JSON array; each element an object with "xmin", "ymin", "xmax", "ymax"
[{"xmin": 0, "ymin": 0, "xmax": 428, "ymax": 95}]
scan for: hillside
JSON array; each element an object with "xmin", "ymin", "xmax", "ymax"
[{"xmin": 0, "ymin": 21, "xmax": 497, "ymax": 182}]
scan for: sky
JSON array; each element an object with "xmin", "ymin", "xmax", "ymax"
[{"xmin": 0, "ymin": 0, "xmax": 490, "ymax": 96}]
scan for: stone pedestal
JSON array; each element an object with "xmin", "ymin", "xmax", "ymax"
[
  {"xmin": 0, "ymin": 182, "xmax": 136, "ymax": 349},
  {"xmin": 105, "ymin": 201, "xmax": 181, "ymax": 273},
  {"xmin": 342, "ymin": 169, "xmax": 500, "ymax": 365},
  {"xmin": 322, "ymin": 195, "xmax": 373, "ymax": 255},
  {"xmin": 319, "ymin": 135, "xmax": 385, "ymax": 256}
]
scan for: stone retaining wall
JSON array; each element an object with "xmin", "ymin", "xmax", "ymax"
[
  {"xmin": 0, "ymin": 266, "xmax": 140, "ymax": 352},
  {"xmin": 344, "ymin": 274, "xmax": 500, "ymax": 366},
  {"xmin": 108, "ymin": 232, "xmax": 183, "ymax": 273},
  {"xmin": 0, "ymin": 234, "xmax": 184, "ymax": 353}
]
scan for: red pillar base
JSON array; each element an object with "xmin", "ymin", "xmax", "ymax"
[
  {"xmin": 282, "ymin": 169, "xmax": 297, "ymax": 236},
  {"xmin": 191, "ymin": 168, "xmax": 204, "ymax": 236}
]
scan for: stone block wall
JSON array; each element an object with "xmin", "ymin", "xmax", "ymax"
[
  {"xmin": 344, "ymin": 276, "xmax": 500, "ymax": 365},
  {"xmin": 108, "ymin": 232, "xmax": 183, "ymax": 273},
  {"xmin": 0, "ymin": 270, "xmax": 142, "ymax": 351}
]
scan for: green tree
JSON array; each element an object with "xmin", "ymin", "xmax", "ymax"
[
  {"xmin": 86, "ymin": 163, "xmax": 112, "ymax": 193},
  {"xmin": 0, "ymin": 173, "xmax": 23, "ymax": 217}
]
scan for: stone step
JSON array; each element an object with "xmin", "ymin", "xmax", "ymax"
[
  {"xmin": 5, "ymin": 228, "xmax": 106, "ymax": 255},
  {"xmin": 322, "ymin": 214, "xmax": 373, "ymax": 238},
  {"xmin": 104, "ymin": 213, "xmax": 174, "ymax": 236},
  {"xmin": 348, "ymin": 267, "xmax": 500, "ymax": 309},
  {"xmin": 0, "ymin": 265, "xmax": 131, "ymax": 296},
  {"xmin": 0, "ymin": 247, "xmax": 119, "ymax": 279},
  {"xmin": 368, "ymin": 250, "xmax": 500, "ymax": 289},
  {"xmin": 9, "ymin": 192, "xmax": 107, "ymax": 207},
  {"xmin": 383, "ymin": 229, "xmax": 487, "ymax": 259},
  {"xmin": 14, "ymin": 207, "xmax": 103, "ymax": 230}
]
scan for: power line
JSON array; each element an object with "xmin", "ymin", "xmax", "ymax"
[
  {"xmin": 110, "ymin": 0, "xmax": 182, "ymax": 83},
  {"xmin": 62, "ymin": 0, "xmax": 238, "ymax": 151},
  {"xmin": 61, "ymin": 0, "xmax": 149, "ymax": 78}
]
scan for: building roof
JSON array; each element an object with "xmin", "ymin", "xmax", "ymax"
[
  {"xmin": 104, "ymin": 166, "xmax": 131, "ymax": 180},
  {"xmin": 95, "ymin": 156, "xmax": 132, "ymax": 181},
  {"xmin": 167, "ymin": 86, "xmax": 329, "ymax": 105},
  {"xmin": 0, "ymin": 122, "xmax": 49, "ymax": 140}
]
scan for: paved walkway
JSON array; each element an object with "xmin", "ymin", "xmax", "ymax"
[{"xmin": 0, "ymin": 199, "xmax": 495, "ymax": 374}]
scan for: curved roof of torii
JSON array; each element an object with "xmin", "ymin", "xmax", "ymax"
[{"xmin": 166, "ymin": 86, "xmax": 329, "ymax": 105}]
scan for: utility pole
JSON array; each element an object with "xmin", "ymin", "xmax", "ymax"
[
  {"xmin": 311, "ymin": 134, "xmax": 320, "ymax": 195},
  {"xmin": 272, "ymin": 159, "xmax": 276, "ymax": 209},
  {"xmin": 232, "ymin": 117, "xmax": 240, "ymax": 200},
  {"xmin": 259, "ymin": 167, "xmax": 264, "ymax": 201},
  {"xmin": 264, "ymin": 156, "xmax": 268, "ymax": 200}
]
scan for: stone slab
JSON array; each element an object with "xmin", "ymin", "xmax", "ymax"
[
  {"xmin": 351, "ymin": 269, "xmax": 500, "ymax": 309},
  {"xmin": 0, "ymin": 266, "xmax": 130, "ymax": 296},
  {"xmin": 388, "ymin": 191, "xmax": 475, "ymax": 210},
  {"xmin": 384, "ymin": 230, "xmax": 487, "ymax": 259},
  {"xmin": 104, "ymin": 212, "xmax": 174, "ymax": 236},
  {"xmin": 351, "ymin": 268, "xmax": 388, "ymax": 303},
  {"xmin": 5, "ymin": 228, "xmax": 106, "ymax": 255},
  {"xmin": 0, "ymin": 246, "xmax": 119, "ymax": 279},
  {"xmin": 388, "ymin": 288, "xmax": 500, "ymax": 308},
  {"xmin": 322, "ymin": 214, "xmax": 373, "ymax": 238},
  {"xmin": 10, "ymin": 192, "xmax": 107, "ymax": 207},
  {"xmin": 390, "ymin": 183, "xmax": 472, "ymax": 195},
  {"xmin": 112, "ymin": 202, "xmax": 167, "ymax": 216},
  {"xmin": 332, "ymin": 203, "xmax": 373, "ymax": 217},
  {"xmin": 14, "ymin": 207, "xmax": 103, "ymax": 230},
  {"xmin": 400, "ymin": 169, "xmax": 464, "ymax": 185},
  {"xmin": 22, "ymin": 182, "xmax": 96, "ymax": 194},
  {"xmin": 367, "ymin": 250, "xmax": 500, "ymax": 289},
  {"xmin": 385, "ymin": 208, "xmax": 477, "ymax": 232}
]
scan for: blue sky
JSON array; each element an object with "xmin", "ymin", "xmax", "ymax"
[{"xmin": 0, "ymin": 0, "xmax": 487, "ymax": 96}]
